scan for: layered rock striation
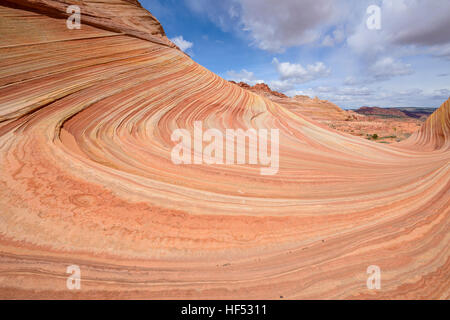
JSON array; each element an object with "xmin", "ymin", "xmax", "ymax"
[
  {"xmin": 400, "ymin": 98, "xmax": 450, "ymax": 151},
  {"xmin": 0, "ymin": 0, "xmax": 448, "ymax": 299}
]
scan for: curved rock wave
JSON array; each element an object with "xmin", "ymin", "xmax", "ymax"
[
  {"xmin": 0, "ymin": 1, "xmax": 448, "ymax": 299},
  {"xmin": 401, "ymin": 98, "xmax": 450, "ymax": 151}
]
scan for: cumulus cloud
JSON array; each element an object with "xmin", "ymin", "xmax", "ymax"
[
  {"xmin": 226, "ymin": 69, "xmax": 264, "ymax": 85},
  {"xmin": 272, "ymin": 58, "xmax": 331, "ymax": 84},
  {"xmin": 386, "ymin": 0, "xmax": 450, "ymax": 46},
  {"xmin": 185, "ymin": 0, "xmax": 450, "ymax": 106},
  {"xmin": 185, "ymin": 0, "xmax": 339, "ymax": 52},
  {"xmin": 269, "ymin": 80, "xmax": 295, "ymax": 92},
  {"xmin": 348, "ymin": 0, "xmax": 450, "ymax": 56},
  {"xmin": 186, "ymin": 0, "xmax": 450, "ymax": 56},
  {"xmin": 268, "ymin": 59, "xmax": 331, "ymax": 93},
  {"xmin": 238, "ymin": 0, "xmax": 338, "ymax": 52},
  {"xmin": 170, "ymin": 35, "xmax": 193, "ymax": 52}
]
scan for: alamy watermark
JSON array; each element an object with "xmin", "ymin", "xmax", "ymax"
[
  {"xmin": 66, "ymin": 5, "xmax": 81, "ymax": 29},
  {"xmin": 170, "ymin": 121, "xmax": 279, "ymax": 175},
  {"xmin": 66, "ymin": 264, "xmax": 81, "ymax": 290},
  {"xmin": 366, "ymin": 265, "xmax": 381, "ymax": 290},
  {"xmin": 366, "ymin": 5, "xmax": 381, "ymax": 30}
]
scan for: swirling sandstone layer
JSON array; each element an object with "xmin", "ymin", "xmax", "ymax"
[
  {"xmin": 401, "ymin": 98, "xmax": 450, "ymax": 151},
  {"xmin": 0, "ymin": 1, "xmax": 449, "ymax": 299},
  {"xmin": 2, "ymin": 0, "xmax": 176, "ymax": 49}
]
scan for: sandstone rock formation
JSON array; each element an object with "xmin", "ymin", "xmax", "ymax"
[
  {"xmin": 400, "ymin": 98, "xmax": 450, "ymax": 151},
  {"xmin": 0, "ymin": 0, "xmax": 449, "ymax": 299},
  {"xmin": 354, "ymin": 106, "xmax": 436, "ymax": 120},
  {"xmin": 355, "ymin": 106, "xmax": 410, "ymax": 118},
  {"xmin": 232, "ymin": 82, "xmax": 435, "ymax": 144},
  {"xmin": 230, "ymin": 82, "xmax": 351, "ymax": 122},
  {"xmin": 3, "ymin": 0, "xmax": 177, "ymax": 48},
  {"xmin": 230, "ymin": 81, "xmax": 288, "ymax": 98}
]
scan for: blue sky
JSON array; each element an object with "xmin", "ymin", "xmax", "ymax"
[{"xmin": 141, "ymin": 0, "xmax": 450, "ymax": 109}]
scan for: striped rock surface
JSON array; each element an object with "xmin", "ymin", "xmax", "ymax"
[
  {"xmin": 0, "ymin": 0, "xmax": 449, "ymax": 299},
  {"xmin": 400, "ymin": 98, "xmax": 450, "ymax": 151}
]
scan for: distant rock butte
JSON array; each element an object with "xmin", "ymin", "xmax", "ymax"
[
  {"xmin": 229, "ymin": 81, "xmax": 351, "ymax": 122},
  {"xmin": 355, "ymin": 106, "xmax": 410, "ymax": 118},
  {"xmin": 0, "ymin": 0, "xmax": 449, "ymax": 299},
  {"xmin": 229, "ymin": 81, "xmax": 288, "ymax": 98},
  {"xmin": 354, "ymin": 106, "xmax": 436, "ymax": 120}
]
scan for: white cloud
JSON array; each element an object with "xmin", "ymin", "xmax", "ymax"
[
  {"xmin": 387, "ymin": 0, "xmax": 450, "ymax": 46},
  {"xmin": 238, "ymin": 0, "xmax": 338, "ymax": 52},
  {"xmin": 269, "ymin": 80, "xmax": 295, "ymax": 92},
  {"xmin": 289, "ymin": 85, "xmax": 448, "ymax": 109},
  {"xmin": 342, "ymin": 57, "xmax": 413, "ymax": 85},
  {"xmin": 428, "ymin": 44, "xmax": 450, "ymax": 60},
  {"xmin": 348, "ymin": 0, "xmax": 450, "ymax": 57},
  {"xmin": 185, "ymin": 0, "xmax": 339, "ymax": 52},
  {"xmin": 343, "ymin": 76, "xmax": 359, "ymax": 86},
  {"xmin": 184, "ymin": 0, "xmax": 450, "ymax": 107},
  {"xmin": 170, "ymin": 35, "xmax": 193, "ymax": 52},
  {"xmin": 186, "ymin": 0, "xmax": 450, "ymax": 56},
  {"xmin": 226, "ymin": 69, "xmax": 264, "ymax": 85},
  {"xmin": 184, "ymin": 0, "xmax": 239, "ymax": 32},
  {"xmin": 322, "ymin": 28, "xmax": 345, "ymax": 47},
  {"xmin": 272, "ymin": 58, "xmax": 331, "ymax": 83},
  {"xmin": 321, "ymin": 35, "xmax": 334, "ymax": 47},
  {"xmin": 268, "ymin": 59, "xmax": 331, "ymax": 93},
  {"xmin": 429, "ymin": 88, "xmax": 450, "ymax": 100},
  {"xmin": 369, "ymin": 57, "xmax": 413, "ymax": 80}
]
